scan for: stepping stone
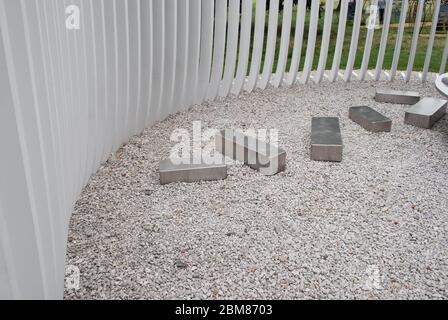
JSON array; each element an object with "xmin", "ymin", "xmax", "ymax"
[
  {"xmin": 349, "ymin": 106, "xmax": 392, "ymax": 132},
  {"xmin": 404, "ymin": 97, "xmax": 447, "ymax": 129},
  {"xmin": 311, "ymin": 117, "xmax": 342, "ymax": 162},
  {"xmin": 374, "ymin": 88, "xmax": 420, "ymax": 105},
  {"xmin": 159, "ymin": 159, "xmax": 227, "ymax": 185},
  {"xmin": 215, "ymin": 129, "xmax": 286, "ymax": 175}
]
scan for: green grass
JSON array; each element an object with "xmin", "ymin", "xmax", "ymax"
[{"xmin": 246, "ymin": 4, "xmax": 447, "ymax": 75}]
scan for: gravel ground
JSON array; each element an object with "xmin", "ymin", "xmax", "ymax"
[{"xmin": 65, "ymin": 78, "xmax": 448, "ymax": 300}]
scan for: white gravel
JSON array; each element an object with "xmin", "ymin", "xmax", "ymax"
[{"xmin": 64, "ymin": 79, "xmax": 448, "ymax": 300}]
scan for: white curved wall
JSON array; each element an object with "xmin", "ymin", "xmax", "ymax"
[{"xmin": 0, "ymin": 0, "xmax": 446, "ymax": 299}]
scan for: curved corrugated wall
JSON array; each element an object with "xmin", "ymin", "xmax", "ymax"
[{"xmin": 0, "ymin": 0, "xmax": 446, "ymax": 299}]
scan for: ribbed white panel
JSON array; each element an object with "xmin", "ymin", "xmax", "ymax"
[{"xmin": 0, "ymin": 0, "xmax": 443, "ymax": 299}]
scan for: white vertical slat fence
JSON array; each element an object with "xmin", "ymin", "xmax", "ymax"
[{"xmin": 0, "ymin": 0, "xmax": 446, "ymax": 299}]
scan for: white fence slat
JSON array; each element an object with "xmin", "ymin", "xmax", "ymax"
[
  {"xmin": 374, "ymin": 0, "xmax": 393, "ymax": 81},
  {"xmin": 148, "ymin": 0, "xmax": 164, "ymax": 125},
  {"xmin": 343, "ymin": 0, "xmax": 363, "ymax": 82},
  {"xmin": 173, "ymin": 0, "xmax": 188, "ymax": 111},
  {"xmin": 358, "ymin": 0, "xmax": 378, "ymax": 81},
  {"xmin": 142, "ymin": 0, "xmax": 154, "ymax": 128},
  {"xmin": 93, "ymin": 0, "xmax": 108, "ymax": 166},
  {"xmin": 329, "ymin": 0, "xmax": 348, "ymax": 82},
  {"xmin": 123, "ymin": 0, "xmax": 132, "ymax": 139},
  {"xmin": 160, "ymin": 0, "xmax": 177, "ymax": 119},
  {"xmin": 196, "ymin": 0, "xmax": 214, "ymax": 103},
  {"xmin": 246, "ymin": 0, "xmax": 267, "ymax": 92},
  {"xmin": 185, "ymin": 0, "xmax": 201, "ymax": 107},
  {"xmin": 440, "ymin": 33, "xmax": 448, "ymax": 74},
  {"xmin": 206, "ymin": 0, "xmax": 227, "ymax": 100},
  {"xmin": 273, "ymin": 0, "xmax": 293, "ymax": 88},
  {"xmin": 0, "ymin": 0, "xmax": 445, "ymax": 300},
  {"xmin": 422, "ymin": 0, "xmax": 441, "ymax": 82},
  {"xmin": 113, "ymin": 0, "xmax": 127, "ymax": 150},
  {"xmin": 405, "ymin": 0, "xmax": 424, "ymax": 82},
  {"xmin": 390, "ymin": 0, "xmax": 409, "ymax": 81},
  {"xmin": 220, "ymin": 0, "xmax": 240, "ymax": 97},
  {"xmin": 231, "ymin": 0, "xmax": 252, "ymax": 95},
  {"xmin": 315, "ymin": 0, "xmax": 334, "ymax": 83},
  {"xmin": 75, "ymin": 0, "xmax": 91, "ymax": 184},
  {"xmin": 133, "ymin": 0, "xmax": 143, "ymax": 134},
  {"xmin": 300, "ymin": 1, "xmax": 320, "ymax": 84},
  {"xmin": 300, "ymin": 0, "xmax": 319, "ymax": 84},
  {"xmin": 258, "ymin": 0, "xmax": 279, "ymax": 89},
  {"xmin": 286, "ymin": 0, "xmax": 306, "ymax": 86},
  {"xmin": 102, "ymin": 0, "xmax": 117, "ymax": 158}
]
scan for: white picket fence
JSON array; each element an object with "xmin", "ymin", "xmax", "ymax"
[{"xmin": 0, "ymin": 0, "xmax": 447, "ymax": 299}]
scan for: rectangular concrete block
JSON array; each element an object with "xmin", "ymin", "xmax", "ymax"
[
  {"xmin": 215, "ymin": 129, "xmax": 286, "ymax": 175},
  {"xmin": 349, "ymin": 106, "xmax": 392, "ymax": 132},
  {"xmin": 311, "ymin": 117, "xmax": 342, "ymax": 162},
  {"xmin": 159, "ymin": 159, "xmax": 227, "ymax": 185},
  {"xmin": 375, "ymin": 88, "xmax": 420, "ymax": 105},
  {"xmin": 404, "ymin": 97, "xmax": 447, "ymax": 129}
]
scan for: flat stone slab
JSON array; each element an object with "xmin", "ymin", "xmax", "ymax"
[
  {"xmin": 374, "ymin": 88, "xmax": 420, "ymax": 105},
  {"xmin": 215, "ymin": 129, "xmax": 286, "ymax": 175},
  {"xmin": 349, "ymin": 106, "xmax": 392, "ymax": 132},
  {"xmin": 404, "ymin": 97, "xmax": 447, "ymax": 129},
  {"xmin": 159, "ymin": 159, "xmax": 227, "ymax": 185},
  {"xmin": 311, "ymin": 117, "xmax": 342, "ymax": 162}
]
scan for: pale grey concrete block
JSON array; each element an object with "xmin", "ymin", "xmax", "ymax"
[
  {"xmin": 215, "ymin": 129, "xmax": 286, "ymax": 175},
  {"xmin": 404, "ymin": 97, "xmax": 447, "ymax": 129},
  {"xmin": 159, "ymin": 159, "xmax": 227, "ymax": 185},
  {"xmin": 349, "ymin": 106, "xmax": 392, "ymax": 132},
  {"xmin": 311, "ymin": 117, "xmax": 343, "ymax": 162},
  {"xmin": 375, "ymin": 88, "xmax": 420, "ymax": 105}
]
